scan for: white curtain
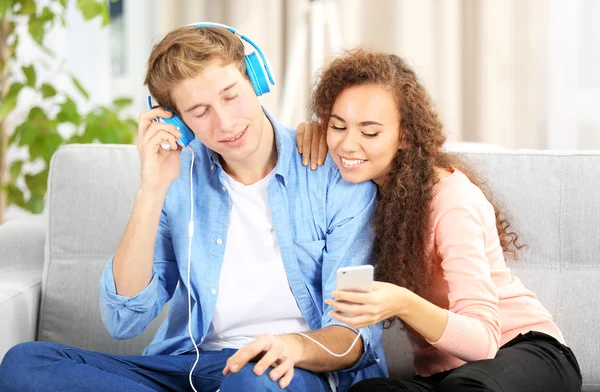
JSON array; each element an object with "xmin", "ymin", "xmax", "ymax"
[
  {"xmin": 65, "ymin": 0, "xmax": 600, "ymax": 150},
  {"xmin": 144, "ymin": 0, "xmax": 558, "ymax": 148}
]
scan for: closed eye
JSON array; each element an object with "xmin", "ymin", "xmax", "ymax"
[
  {"xmin": 362, "ymin": 132, "xmax": 379, "ymax": 138},
  {"xmin": 225, "ymin": 94, "xmax": 239, "ymax": 101},
  {"xmin": 329, "ymin": 125, "xmax": 346, "ymax": 131}
]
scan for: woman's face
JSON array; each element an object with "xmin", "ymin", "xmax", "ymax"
[{"xmin": 326, "ymin": 84, "xmax": 402, "ymax": 186}]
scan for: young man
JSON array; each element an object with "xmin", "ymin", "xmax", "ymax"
[{"xmin": 0, "ymin": 25, "xmax": 387, "ymax": 391}]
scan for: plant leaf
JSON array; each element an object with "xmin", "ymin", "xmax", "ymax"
[
  {"xmin": 40, "ymin": 83, "xmax": 57, "ymax": 98},
  {"xmin": 15, "ymin": 107, "xmax": 55, "ymax": 149},
  {"xmin": 76, "ymin": 0, "xmax": 101, "ymax": 20},
  {"xmin": 28, "ymin": 18, "xmax": 45, "ymax": 46},
  {"xmin": 71, "ymin": 74, "xmax": 89, "ymax": 100},
  {"xmin": 0, "ymin": 82, "xmax": 24, "ymax": 119},
  {"xmin": 99, "ymin": 0, "xmax": 109, "ymax": 26},
  {"xmin": 28, "ymin": 138, "xmax": 45, "ymax": 160},
  {"xmin": 22, "ymin": 65, "xmax": 36, "ymax": 87},
  {"xmin": 56, "ymin": 97, "xmax": 81, "ymax": 124},
  {"xmin": 17, "ymin": 0, "xmax": 36, "ymax": 16},
  {"xmin": 41, "ymin": 132, "xmax": 64, "ymax": 162},
  {"xmin": 5, "ymin": 183, "xmax": 26, "ymax": 209},
  {"xmin": 112, "ymin": 97, "xmax": 133, "ymax": 108},
  {"xmin": 8, "ymin": 127, "xmax": 18, "ymax": 145},
  {"xmin": 27, "ymin": 194, "xmax": 45, "ymax": 214},
  {"xmin": 9, "ymin": 160, "xmax": 24, "ymax": 181},
  {"xmin": 0, "ymin": 0, "xmax": 13, "ymax": 18},
  {"xmin": 15, "ymin": 123, "xmax": 38, "ymax": 146},
  {"xmin": 40, "ymin": 6, "xmax": 54, "ymax": 24}
]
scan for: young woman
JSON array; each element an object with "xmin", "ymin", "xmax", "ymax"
[{"xmin": 297, "ymin": 48, "xmax": 582, "ymax": 392}]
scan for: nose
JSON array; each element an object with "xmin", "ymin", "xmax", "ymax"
[
  {"xmin": 213, "ymin": 104, "xmax": 236, "ymax": 133},
  {"xmin": 340, "ymin": 129, "xmax": 360, "ymax": 153}
]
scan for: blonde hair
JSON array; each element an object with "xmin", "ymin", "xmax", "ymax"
[{"xmin": 145, "ymin": 25, "xmax": 246, "ymax": 112}]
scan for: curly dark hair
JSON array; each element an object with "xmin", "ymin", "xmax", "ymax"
[{"xmin": 310, "ymin": 48, "xmax": 523, "ymax": 300}]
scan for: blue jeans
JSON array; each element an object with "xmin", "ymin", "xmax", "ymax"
[{"xmin": 0, "ymin": 342, "xmax": 332, "ymax": 392}]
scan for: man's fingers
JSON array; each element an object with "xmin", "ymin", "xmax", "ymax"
[
  {"xmin": 139, "ymin": 107, "xmax": 173, "ymax": 124},
  {"xmin": 147, "ymin": 130, "xmax": 178, "ymax": 152},
  {"xmin": 137, "ymin": 108, "xmax": 173, "ymax": 140},
  {"xmin": 278, "ymin": 365, "xmax": 295, "ymax": 389},
  {"xmin": 253, "ymin": 346, "xmax": 282, "ymax": 376},
  {"xmin": 269, "ymin": 358, "xmax": 294, "ymax": 382},
  {"xmin": 143, "ymin": 122, "xmax": 182, "ymax": 144},
  {"xmin": 224, "ymin": 337, "xmax": 271, "ymax": 374}
]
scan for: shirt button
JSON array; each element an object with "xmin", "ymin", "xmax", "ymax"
[
  {"xmin": 210, "ymin": 288, "xmax": 217, "ymax": 295},
  {"xmin": 216, "ymin": 238, "xmax": 223, "ymax": 245},
  {"xmin": 222, "ymin": 186, "xmax": 226, "ymax": 192},
  {"xmin": 376, "ymin": 358, "xmax": 381, "ymax": 363},
  {"xmin": 211, "ymin": 166, "xmax": 215, "ymax": 171}
]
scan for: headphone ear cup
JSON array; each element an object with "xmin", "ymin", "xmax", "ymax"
[
  {"xmin": 161, "ymin": 114, "xmax": 195, "ymax": 147},
  {"xmin": 244, "ymin": 52, "xmax": 270, "ymax": 96}
]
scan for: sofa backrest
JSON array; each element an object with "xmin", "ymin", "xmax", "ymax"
[
  {"xmin": 39, "ymin": 144, "xmax": 166, "ymax": 355},
  {"xmin": 42, "ymin": 144, "xmax": 600, "ymax": 387}
]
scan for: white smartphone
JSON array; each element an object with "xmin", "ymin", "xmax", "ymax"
[{"xmin": 336, "ymin": 265, "xmax": 374, "ymax": 293}]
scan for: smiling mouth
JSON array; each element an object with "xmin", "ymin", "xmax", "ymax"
[
  {"xmin": 220, "ymin": 127, "xmax": 247, "ymax": 143},
  {"xmin": 340, "ymin": 157, "xmax": 367, "ymax": 166}
]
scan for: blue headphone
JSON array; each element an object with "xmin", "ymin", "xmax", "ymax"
[{"xmin": 147, "ymin": 22, "xmax": 275, "ymax": 148}]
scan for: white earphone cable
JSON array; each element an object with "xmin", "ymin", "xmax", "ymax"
[
  {"xmin": 293, "ymin": 330, "xmax": 362, "ymax": 358},
  {"xmin": 184, "ymin": 144, "xmax": 358, "ymax": 392},
  {"xmin": 186, "ymin": 146, "xmax": 200, "ymax": 392}
]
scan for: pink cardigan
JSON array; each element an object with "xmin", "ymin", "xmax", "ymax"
[{"xmin": 408, "ymin": 169, "xmax": 564, "ymax": 377}]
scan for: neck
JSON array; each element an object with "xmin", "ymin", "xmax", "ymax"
[{"xmin": 221, "ymin": 114, "xmax": 277, "ymax": 185}]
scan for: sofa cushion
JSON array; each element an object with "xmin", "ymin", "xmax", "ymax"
[{"xmin": 38, "ymin": 144, "xmax": 167, "ymax": 355}]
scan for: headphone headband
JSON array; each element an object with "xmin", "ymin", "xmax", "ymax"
[{"xmin": 189, "ymin": 22, "xmax": 275, "ymax": 85}]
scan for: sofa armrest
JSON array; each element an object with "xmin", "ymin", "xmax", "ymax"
[
  {"xmin": 0, "ymin": 269, "xmax": 42, "ymax": 362},
  {"xmin": 0, "ymin": 215, "xmax": 46, "ymax": 361},
  {"xmin": 0, "ymin": 215, "xmax": 46, "ymax": 270}
]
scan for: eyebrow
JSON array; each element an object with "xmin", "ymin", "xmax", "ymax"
[
  {"xmin": 183, "ymin": 81, "xmax": 238, "ymax": 113},
  {"xmin": 330, "ymin": 113, "xmax": 383, "ymax": 127}
]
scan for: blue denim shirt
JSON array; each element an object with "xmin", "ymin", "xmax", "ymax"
[{"xmin": 99, "ymin": 109, "xmax": 388, "ymax": 390}]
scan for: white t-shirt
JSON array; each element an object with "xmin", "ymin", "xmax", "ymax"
[{"xmin": 200, "ymin": 169, "xmax": 310, "ymax": 350}]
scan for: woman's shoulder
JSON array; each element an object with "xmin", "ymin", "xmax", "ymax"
[{"xmin": 431, "ymin": 168, "xmax": 494, "ymax": 217}]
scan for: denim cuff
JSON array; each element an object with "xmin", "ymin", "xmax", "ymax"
[{"xmin": 99, "ymin": 256, "xmax": 159, "ymax": 312}]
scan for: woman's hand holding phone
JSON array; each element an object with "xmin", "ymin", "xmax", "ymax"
[
  {"xmin": 326, "ymin": 279, "xmax": 409, "ymax": 329},
  {"xmin": 137, "ymin": 108, "xmax": 183, "ymax": 193}
]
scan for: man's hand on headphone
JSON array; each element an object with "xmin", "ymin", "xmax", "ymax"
[{"xmin": 137, "ymin": 108, "xmax": 183, "ymax": 193}]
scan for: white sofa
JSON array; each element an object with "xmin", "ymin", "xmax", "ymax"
[{"xmin": 1, "ymin": 144, "xmax": 599, "ymax": 390}]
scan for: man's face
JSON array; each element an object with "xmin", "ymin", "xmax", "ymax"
[{"xmin": 172, "ymin": 61, "xmax": 265, "ymax": 164}]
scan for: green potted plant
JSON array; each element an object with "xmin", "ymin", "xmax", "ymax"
[{"xmin": 0, "ymin": 0, "xmax": 137, "ymax": 223}]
